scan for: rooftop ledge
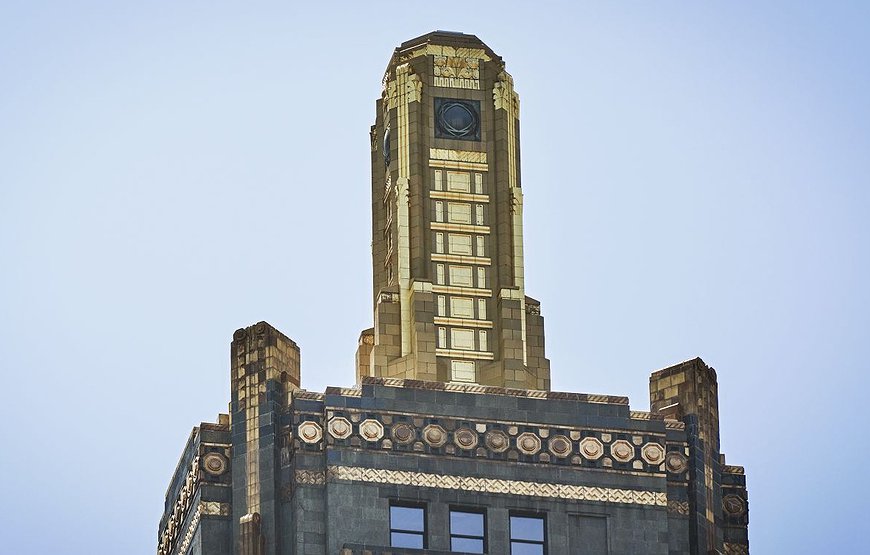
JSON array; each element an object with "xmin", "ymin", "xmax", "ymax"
[{"xmin": 311, "ymin": 376, "xmax": 632, "ymax": 406}]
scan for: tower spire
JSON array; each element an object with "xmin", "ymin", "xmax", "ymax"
[{"xmin": 356, "ymin": 32, "xmax": 550, "ymax": 390}]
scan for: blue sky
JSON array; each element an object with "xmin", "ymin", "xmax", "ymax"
[{"xmin": 1, "ymin": 1, "xmax": 868, "ymax": 553}]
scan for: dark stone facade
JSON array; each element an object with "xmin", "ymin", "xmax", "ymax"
[
  {"xmin": 157, "ymin": 342, "xmax": 748, "ymax": 554},
  {"xmin": 157, "ymin": 31, "xmax": 749, "ymax": 555}
]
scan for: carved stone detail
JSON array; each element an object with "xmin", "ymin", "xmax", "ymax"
[
  {"xmin": 668, "ymin": 500, "xmax": 690, "ymax": 516},
  {"xmin": 298, "ymin": 421, "xmax": 323, "ymax": 444},
  {"xmin": 610, "ymin": 439, "xmax": 635, "ymax": 463},
  {"xmin": 327, "ymin": 417, "xmax": 352, "ymax": 440},
  {"xmin": 454, "ymin": 428, "xmax": 478, "ymax": 450},
  {"xmin": 516, "ymin": 432, "xmax": 541, "ymax": 455},
  {"xmin": 202, "ymin": 453, "xmax": 228, "ymax": 476},
  {"xmin": 579, "ymin": 437, "xmax": 604, "ymax": 461},
  {"xmin": 485, "ymin": 430, "xmax": 509, "ymax": 453},
  {"xmin": 422, "ymin": 424, "xmax": 447, "ymax": 447},
  {"xmin": 327, "ymin": 465, "xmax": 667, "ymax": 507},
  {"xmin": 641, "ymin": 442, "xmax": 665, "ymax": 465},
  {"xmin": 548, "ymin": 435, "xmax": 572, "ymax": 458},
  {"xmin": 391, "ymin": 422, "xmax": 416, "ymax": 445},
  {"xmin": 359, "ymin": 419, "xmax": 384, "ymax": 442},
  {"xmin": 665, "ymin": 451, "xmax": 688, "ymax": 474},
  {"xmin": 723, "ymin": 494, "xmax": 747, "ymax": 517}
]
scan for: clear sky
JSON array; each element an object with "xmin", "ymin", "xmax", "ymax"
[{"xmin": 1, "ymin": 1, "xmax": 868, "ymax": 553}]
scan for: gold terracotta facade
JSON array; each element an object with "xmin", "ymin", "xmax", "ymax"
[{"xmin": 359, "ymin": 32, "xmax": 551, "ymax": 390}]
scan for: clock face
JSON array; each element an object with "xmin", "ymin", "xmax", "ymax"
[
  {"xmin": 383, "ymin": 126, "xmax": 391, "ymax": 167},
  {"xmin": 435, "ymin": 98, "xmax": 480, "ymax": 141}
]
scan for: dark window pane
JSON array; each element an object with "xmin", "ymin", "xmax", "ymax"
[
  {"xmin": 511, "ymin": 541, "xmax": 545, "ymax": 555},
  {"xmin": 510, "ymin": 516, "xmax": 544, "ymax": 541},
  {"xmin": 450, "ymin": 511, "xmax": 484, "ymax": 536},
  {"xmin": 452, "ymin": 537, "xmax": 484, "ymax": 553},
  {"xmin": 391, "ymin": 532, "xmax": 424, "ymax": 548},
  {"xmin": 390, "ymin": 506, "xmax": 424, "ymax": 531}
]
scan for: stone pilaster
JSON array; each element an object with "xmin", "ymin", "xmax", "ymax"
[{"xmin": 230, "ymin": 322, "xmax": 300, "ymax": 555}]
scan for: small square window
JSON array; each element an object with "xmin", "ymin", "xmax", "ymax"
[
  {"xmin": 450, "ymin": 508, "xmax": 486, "ymax": 553},
  {"xmin": 390, "ymin": 503, "xmax": 426, "ymax": 549},
  {"xmin": 510, "ymin": 513, "xmax": 546, "ymax": 555},
  {"xmin": 447, "ymin": 171, "xmax": 471, "ymax": 193},
  {"xmin": 451, "ymin": 360, "xmax": 476, "ymax": 382}
]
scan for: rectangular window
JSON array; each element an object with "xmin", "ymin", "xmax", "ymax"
[
  {"xmin": 448, "ymin": 202, "xmax": 472, "ymax": 224},
  {"xmin": 474, "ymin": 173, "xmax": 483, "ymax": 194},
  {"xmin": 477, "ymin": 298, "xmax": 487, "ymax": 320},
  {"xmin": 438, "ymin": 327, "xmax": 447, "ymax": 348},
  {"xmin": 447, "ymin": 171, "xmax": 471, "ymax": 193},
  {"xmin": 448, "ymin": 234, "xmax": 473, "ymax": 255},
  {"xmin": 477, "ymin": 267, "xmax": 486, "ymax": 288},
  {"xmin": 449, "ymin": 265, "xmax": 474, "ymax": 287},
  {"xmin": 435, "ymin": 201, "xmax": 444, "ymax": 222},
  {"xmin": 435, "ymin": 232, "xmax": 445, "ymax": 253},
  {"xmin": 451, "ymin": 328, "xmax": 475, "ymax": 350},
  {"xmin": 390, "ymin": 503, "xmax": 426, "ymax": 549},
  {"xmin": 475, "ymin": 204, "xmax": 484, "ymax": 225},
  {"xmin": 437, "ymin": 295, "xmax": 446, "ymax": 317},
  {"xmin": 451, "ymin": 360, "xmax": 476, "ymax": 382},
  {"xmin": 475, "ymin": 236, "xmax": 485, "ymax": 257},
  {"xmin": 510, "ymin": 513, "xmax": 546, "ymax": 555},
  {"xmin": 450, "ymin": 297, "xmax": 475, "ymax": 319},
  {"xmin": 478, "ymin": 330, "xmax": 488, "ymax": 352},
  {"xmin": 436, "ymin": 264, "xmax": 445, "ymax": 285},
  {"xmin": 450, "ymin": 509, "xmax": 486, "ymax": 553},
  {"xmin": 434, "ymin": 169, "xmax": 443, "ymax": 191}
]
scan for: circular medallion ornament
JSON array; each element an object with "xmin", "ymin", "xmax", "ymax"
[
  {"xmin": 422, "ymin": 424, "xmax": 447, "ymax": 447},
  {"xmin": 202, "ymin": 453, "xmax": 228, "ymax": 476},
  {"xmin": 579, "ymin": 437, "xmax": 604, "ymax": 460},
  {"xmin": 298, "ymin": 421, "xmax": 323, "ymax": 444},
  {"xmin": 722, "ymin": 494, "xmax": 747, "ymax": 517},
  {"xmin": 548, "ymin": 435, "xmax": 572, "ymax": 458},
  {"xmin": 454, "ymin": 428, "xmax": 478, "ymax": 450},
  {"xmin": 485, "ymin": 430, "xmax": 510, "ymax": 453},
  {"xmin": 610, "ymin": 439, "xmax": 635, "ymax": 463},
  {"xmin": 391, "ymin": 423, "xmax": 416, "ymax": 445},
  {"xmin": 641, "ymin": 442, "xmax": 665, "ymax": 465},
  {"xmin": 327, "ymin": 417, "xmax": 352, "ymax": 440},
  {"xmin": 665, "ymin": 451, "xmax": 688, "ymax": 474},
  {"xmin": 435, "ymin": 99, "xmax": 480, "ymax": 140},
  {"xmin": 359, "ymin": 419, "xmax": 384, "ymax": 442},
  {"xmin": 516, "ymin": 432, "xmax": 542, "ymax": 455}
]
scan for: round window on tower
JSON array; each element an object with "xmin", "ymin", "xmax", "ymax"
[
  {"xmin": 383, "ymin": 126, "xmax": 391, "ymax": 167},
  {"xmin": 435, "ymin": 98, "xmax": 480, "ymax": 141}
]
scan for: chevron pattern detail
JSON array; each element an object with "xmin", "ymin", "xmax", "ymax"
[
  {"xmin": 667, "ymin": 500, "xmax": 690, "ymax": 516},
  {"xmin": 295, "ymin": 469, "xmax": 327, "ymax": 485},
  {"xmin": 326, "ymin": 465, "xmax": 666, "ymax": 507}
]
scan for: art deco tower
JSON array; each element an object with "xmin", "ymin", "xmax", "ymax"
[
  {"xmin": 356, "ymin": 31, "xmax": 550, "ymax": 390},
  {"xmin": 157, "ymin": 31, "xmax": 750, "ymax": 555}
]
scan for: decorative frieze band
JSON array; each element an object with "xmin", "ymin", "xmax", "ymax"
[
  {"xmin": 429, "ymin": 148, "xmax": 487, "ymax": 164},
  {"xmin": 326, "ymin": 465, "xmax": 667, "ymax": 508}
]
